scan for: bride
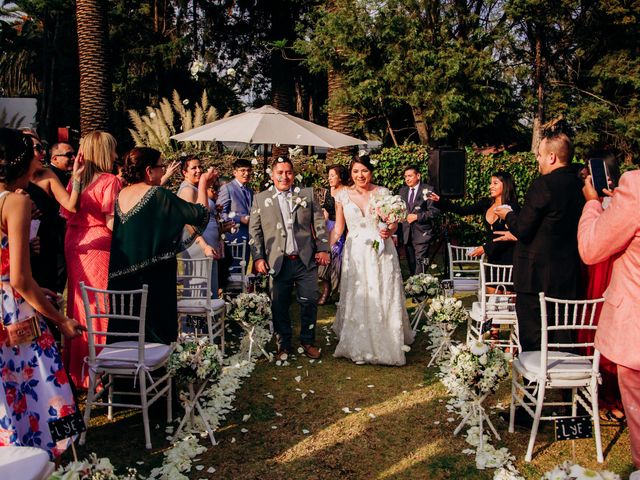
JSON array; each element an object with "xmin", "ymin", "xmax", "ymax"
[{"xmin": 331, "ymin": 155, "xmax": 414, "ymax": 365}]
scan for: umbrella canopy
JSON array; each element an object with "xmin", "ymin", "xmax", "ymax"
[{"xmin": 170, "ymin": 105, "xmax": 366, "ymax": 148}]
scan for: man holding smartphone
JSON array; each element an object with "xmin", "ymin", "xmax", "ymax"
[{"xmin": 495, "ymin": 129, "xmax": 585, "ymax": 352}]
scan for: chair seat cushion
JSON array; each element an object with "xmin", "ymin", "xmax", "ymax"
[
  {"xmin": 514, "ymin": 351, "xmax": 593, "ymax": 381},
  {"xmin": 95, "ymin": 341, "xmax": 171, "ymax": 369},
  {"xmin": 0, "ymin": 446, "xmax": 54, "ymax": 480},
  {"xmin": 177, "ymin": 298, "xmax": 225, "ymax": 313},
  {"xmin": 452, "ymin": 278, "xmax": 479, "ymax": 291}
]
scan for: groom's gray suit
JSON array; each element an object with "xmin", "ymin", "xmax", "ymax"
[{"xmin": 249, "ymin": 186, "xmax": 329, "ymax": 350}]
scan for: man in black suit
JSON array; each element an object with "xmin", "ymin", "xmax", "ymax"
[
  {"xmin": 398, "ymin": 166, "xmax": 439, "ymax": 275},
  {"xmin": 495, "ymin": 131, "xmax": 584, "ymax": 352}
]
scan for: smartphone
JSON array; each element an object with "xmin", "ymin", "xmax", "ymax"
[{"xmin": 588, "ymin": 158, "xmax": 610, "ymax": 197}]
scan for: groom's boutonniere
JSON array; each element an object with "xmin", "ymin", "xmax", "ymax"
[{"xmin": 291, "ymin": 187, "xmax": 308, "ymax": 210}]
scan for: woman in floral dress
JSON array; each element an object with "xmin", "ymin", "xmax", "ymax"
[{"xmin": 0, "ymin": 128, "xmax": 85, "ymax": 460}]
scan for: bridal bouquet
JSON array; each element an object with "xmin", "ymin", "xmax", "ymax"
[
  {"xmin": 228, "ymin": 292, "xmax": 272, "ymax": 328},
  {"xmin": 168, "ymin": 334, "xmax": 222, "ymax": 384},
  {"xmin": 541, "ymin": 461, "xmax": 620, "ymax": 480},
  {"xmin": 442, "ymin": 340, "xmax": 510, "ymax": 399},
  {"xmin": 50, "ymin": 453, "xmax": 137, "ymax": 480},
  {"xmin": 368, "ymin": 192, "xmax": 407, "ymax": 251},
  {"xmin": 404, "ymin": 273, "xmax": 441, "ymax": 299},
  {"xmin": 426, "ymin": 295, "xmax": 469, "ymax": 329}
]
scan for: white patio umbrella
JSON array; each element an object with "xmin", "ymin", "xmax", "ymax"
[{"xmin": 170, "ymin": 104, "xmax": 366, "ymax": 149}]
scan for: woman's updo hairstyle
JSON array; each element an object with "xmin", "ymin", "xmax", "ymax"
[
  {"xmin": 0, "ymin": 128, "xmax": 35, "ymax": 184},
  {"xmin": 121, "ymin": 147, "xmax": 161, "ymax": 185},
  {"xmin": 180, "ymin": 154, "xmax": 199, "ymax": 172}
]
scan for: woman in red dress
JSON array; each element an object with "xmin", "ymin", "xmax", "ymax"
[{"xmin": 61, "ymin": 131, "xmax": 121, "ymax": 389}]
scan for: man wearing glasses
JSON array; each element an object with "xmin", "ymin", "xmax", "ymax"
[{"xmin": 49, "ymin": 142, "xmax": 75, "ymax": 186}]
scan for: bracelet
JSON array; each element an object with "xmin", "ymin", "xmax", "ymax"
[{"xmin": 72, "ymin": 179, "xmax": 82, "ymax": 192}]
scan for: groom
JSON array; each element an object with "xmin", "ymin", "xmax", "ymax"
[{"xmin": 249, "ymin": 157, "xmax": 330, "ymax": 361}]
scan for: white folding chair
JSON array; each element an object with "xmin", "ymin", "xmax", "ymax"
[
  {"xmin": 79, "ymin": 282, "xmax": 172, "ymax": 450},
  {"xmin": 177, "ymin": 257, "xmax": 226, "ymax": 356},
  {"xmin": 447, "ymin": 243, "xmax": 483, "ymax": 294},
  {"xmin": 227, "ymin": 240, "xmax": 248, "ymax": 294},
  {"xmin": 509, "ymin": 293, "xmax": 604, "ymax": 462},
  {"xmin": 468, "ymin": 261, "xmax": 519, "ymax": 353}
]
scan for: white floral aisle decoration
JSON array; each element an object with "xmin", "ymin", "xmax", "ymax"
[
  {"xmin": 541, "ymin": 462, "xmax": 620, "ymax": 480},
  {"xmin": 425, "ymin": 295, "xmax": 469, "ymax": 367},
  {"xmin": 436, "ymin": 339, "xmax": 522, "ymax": 478},
  {"xmin": 228, "ymin": 292, "xmax": 273, "ymax": 361},
  {"xmin": 148, "ymin": 327, "xmax": 270, "ymax": 480},
  {"xmin": 404, "ymin": 273, "xmax": 441, "ymax": 331},
  {"xmin": 168, "ymin": 335, "xmax": 223, "ymax": 445},
  {"xmin": 368, "ymin": 192, "xmax": 407, "ymax": 252},
  {"xmin": 50, "ymin": 453, "xmax": 137, "ymax": 479}
]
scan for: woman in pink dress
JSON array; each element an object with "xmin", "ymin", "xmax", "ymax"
[{"xmin": 61, "ymin": 131, "xmax": 121, "ymax": 389}]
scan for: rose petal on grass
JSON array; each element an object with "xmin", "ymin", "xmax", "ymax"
[
  {"xmin": 401, "ymin": 345, "xmax": 411, "ymax": 352},
  {"xmin": 368, "ymin": 413, "xmax": 376, "ymax": 419},
  {"xmin": 275, "ymin": 412, "xmax": 283, "ymax": 417},
  {"xmin": 302, "ymin": 429, "xmax": 310, "ymax": 434},
  {"xmin": 271, "ymin": 426, "xmax": 277, "ymax": 430},
  {"xmin": 207, "ymin": 467, "xmax": 216, "ymax": 473},
  {"xmin": 301, "ymin": 393, "xmax": 307, "ymax": 399},
  {"xmin": 354, "ymin": 407, "xmax": 362, "ymax": 412},
  {"xmin": 136, "ymin": 461, "xmax": 145, "ymax": 465},
  {"xmin": 367, "ymin": 384, "xmax": 375, "ymax": 388},
  {"xmin": 195, "ymin": 465, "xmax": 204, "ymax": 471},
  {"xmin": 433, "ymin": 421, "xmax": 440, "ymax": 425},
  {"xmin": 342, "ymin": 407, "xmax": 351, "ymax": 413},
  {"xmin": 309, "ymin": 389, "xmax": 315, "ymax": 394},
  {"xmin": 241, "ymin": 428, "xmax": 248, "ymax": 433},
  {"xmin": 242, "ymin": 414, "xmax": 251, "ymax": 422},
  {"xmin": 231, "ymin": 437, "xmax": 236, "ymax": 443},
  {"xmin": 295, "ymin": 375, "xmax": 302, "ymax": 382}
]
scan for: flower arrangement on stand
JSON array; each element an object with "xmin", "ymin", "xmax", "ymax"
[
  {"xmin": 168, "ymin": 335, "xmax": 223, "ymax": 446},
  {"xmin": 405, "ymin": 273, "xmax": 441, "ymax": 331},
  {"xmin": 541, "ymin": 462, "xmax": 620, "ymax": 480},
  {"xmin": 425, "ymin": 295, "xmax": 469, "ymax": 367},
  {"xmin": 368, "ymin": 192, "xmax": 407, "ymax": 252},
  {"xmin": 50, "ymin": 453, "xmax": 137, "ymax": 480},
  {"xmin": 439, "ymin": 340, "xmax": 518, "ymax": 477},
  {"xmin": 228, "ymin": 292, "xmax": 273, "ymax": 361}
]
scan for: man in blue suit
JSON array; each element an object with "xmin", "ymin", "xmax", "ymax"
[{"xmin": 218, "ymin": 158, "xmax": 254, "ymax": 269}]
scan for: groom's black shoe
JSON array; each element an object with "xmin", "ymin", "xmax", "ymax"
[{"xmin": 301, "ymin": 343, "xmax": 321, "ymax": 359}]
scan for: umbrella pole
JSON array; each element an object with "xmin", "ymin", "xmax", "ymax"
[{"xmin": 263, "ymin": 143, "xmax": 269, "ymax": 189}]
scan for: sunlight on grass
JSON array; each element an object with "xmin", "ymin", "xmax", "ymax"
[
  {"xmin": 374, "ymin": 440, "xmax": 448, "ymax": 479},
  {"xmin": 274, "ymin": 385, "xmax": 435, "ymax": 464}
]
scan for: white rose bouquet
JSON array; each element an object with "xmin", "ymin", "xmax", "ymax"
[
  {"xmin": 228, "ymin": 292, "xmax": 272, "ymax": 327},
  {"xmin": 168, "ymin": 334, "xmax": 222, "ymax": 384},
  {"xmin": 404, "ymin": 273, "xmax": 441, "ymax": 299},
  {"xmin": 426, "ymin": 295, "xmax": 469, "ymax": 329},
  {"xmin": 368, "ymin": 192, "xmax": 407, "ymax": 251},
  {"xmin": 541, "ymin": 461, "xmax": 620, "ymax": 480},
  {"xmin": 50, "ymin": 453, "xmax": 137, "ymax": 480},
  {"xmin": 442, "ymin": 340, "xmax": 510, "ymax": 399}
]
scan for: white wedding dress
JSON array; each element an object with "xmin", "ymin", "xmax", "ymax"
[{"xmin": 333, "ymin": 187, "xmax": 415, "ymax": 365}]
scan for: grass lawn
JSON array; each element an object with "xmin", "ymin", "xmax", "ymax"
[{"xmin": 70, "ymin": 292, "xmax": 634, "ymax": 479}]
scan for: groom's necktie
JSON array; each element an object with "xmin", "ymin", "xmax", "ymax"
[{"xmin": 408, "ymin": 187, "xmax": 416, "ymax": 211}]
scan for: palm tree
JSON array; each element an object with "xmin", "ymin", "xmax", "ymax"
[{"xmin": 76, "ymin": 0, "xmax": 111, "ymax": 135}]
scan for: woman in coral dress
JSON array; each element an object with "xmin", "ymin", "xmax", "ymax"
[
  {"xmin": 61, "ymin": 131, "xmax": 121, "ymax": 388},
  {"xmin": 0, "ymin": 128, "xmax": 84, "ymax": 459}
]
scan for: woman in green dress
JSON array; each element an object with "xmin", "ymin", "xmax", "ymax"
[{"xmin": 107, "ymin": 147, "xmax": 217, "ymax": 344}]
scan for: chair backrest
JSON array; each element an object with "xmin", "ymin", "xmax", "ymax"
[
  {"xmin": 177, "ymin": 256, "xmax": 213, "ymax": 302},
  {"xmin": 80, "ymin": 282, "xmax": 149, "ymax": 366},
  {"xmin": 479, "ymin": 261, "xmax": 516, "ymax": 320},
  {"xmin": 228, "ymin": 240, "xmax": 247, "ymax": 274},
  {"xmin": 448, "ymin": 243, "xmax": 483, "ymax": 281},
  {"xmin": 538, "ymin": 292, "xmax": 605, "ymax": 378}
]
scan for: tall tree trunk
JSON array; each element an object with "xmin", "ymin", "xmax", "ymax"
[
  {"xmin": 531, "ymin": 27, "xmax": 544, "ymax": 153},
  {"xmin": 76, "ymin": 0, "xmax": 112, "ymax": 135},
  {"xmin": 411, "ymin": 105, "xmax": 430, "ymax": 145},
  {"xmin": 327, "ymin": 67, "xmax": 355, "ymax": 161}
]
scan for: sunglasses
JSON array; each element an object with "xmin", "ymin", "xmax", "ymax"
[{"xmin": 54, "ymin": 152, "xmax": 75, "ymax": 159}]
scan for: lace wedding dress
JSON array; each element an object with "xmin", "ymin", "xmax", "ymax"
[{"xmin": 333, "ymin": 187, "xmax": 415, "ymax": 365}]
